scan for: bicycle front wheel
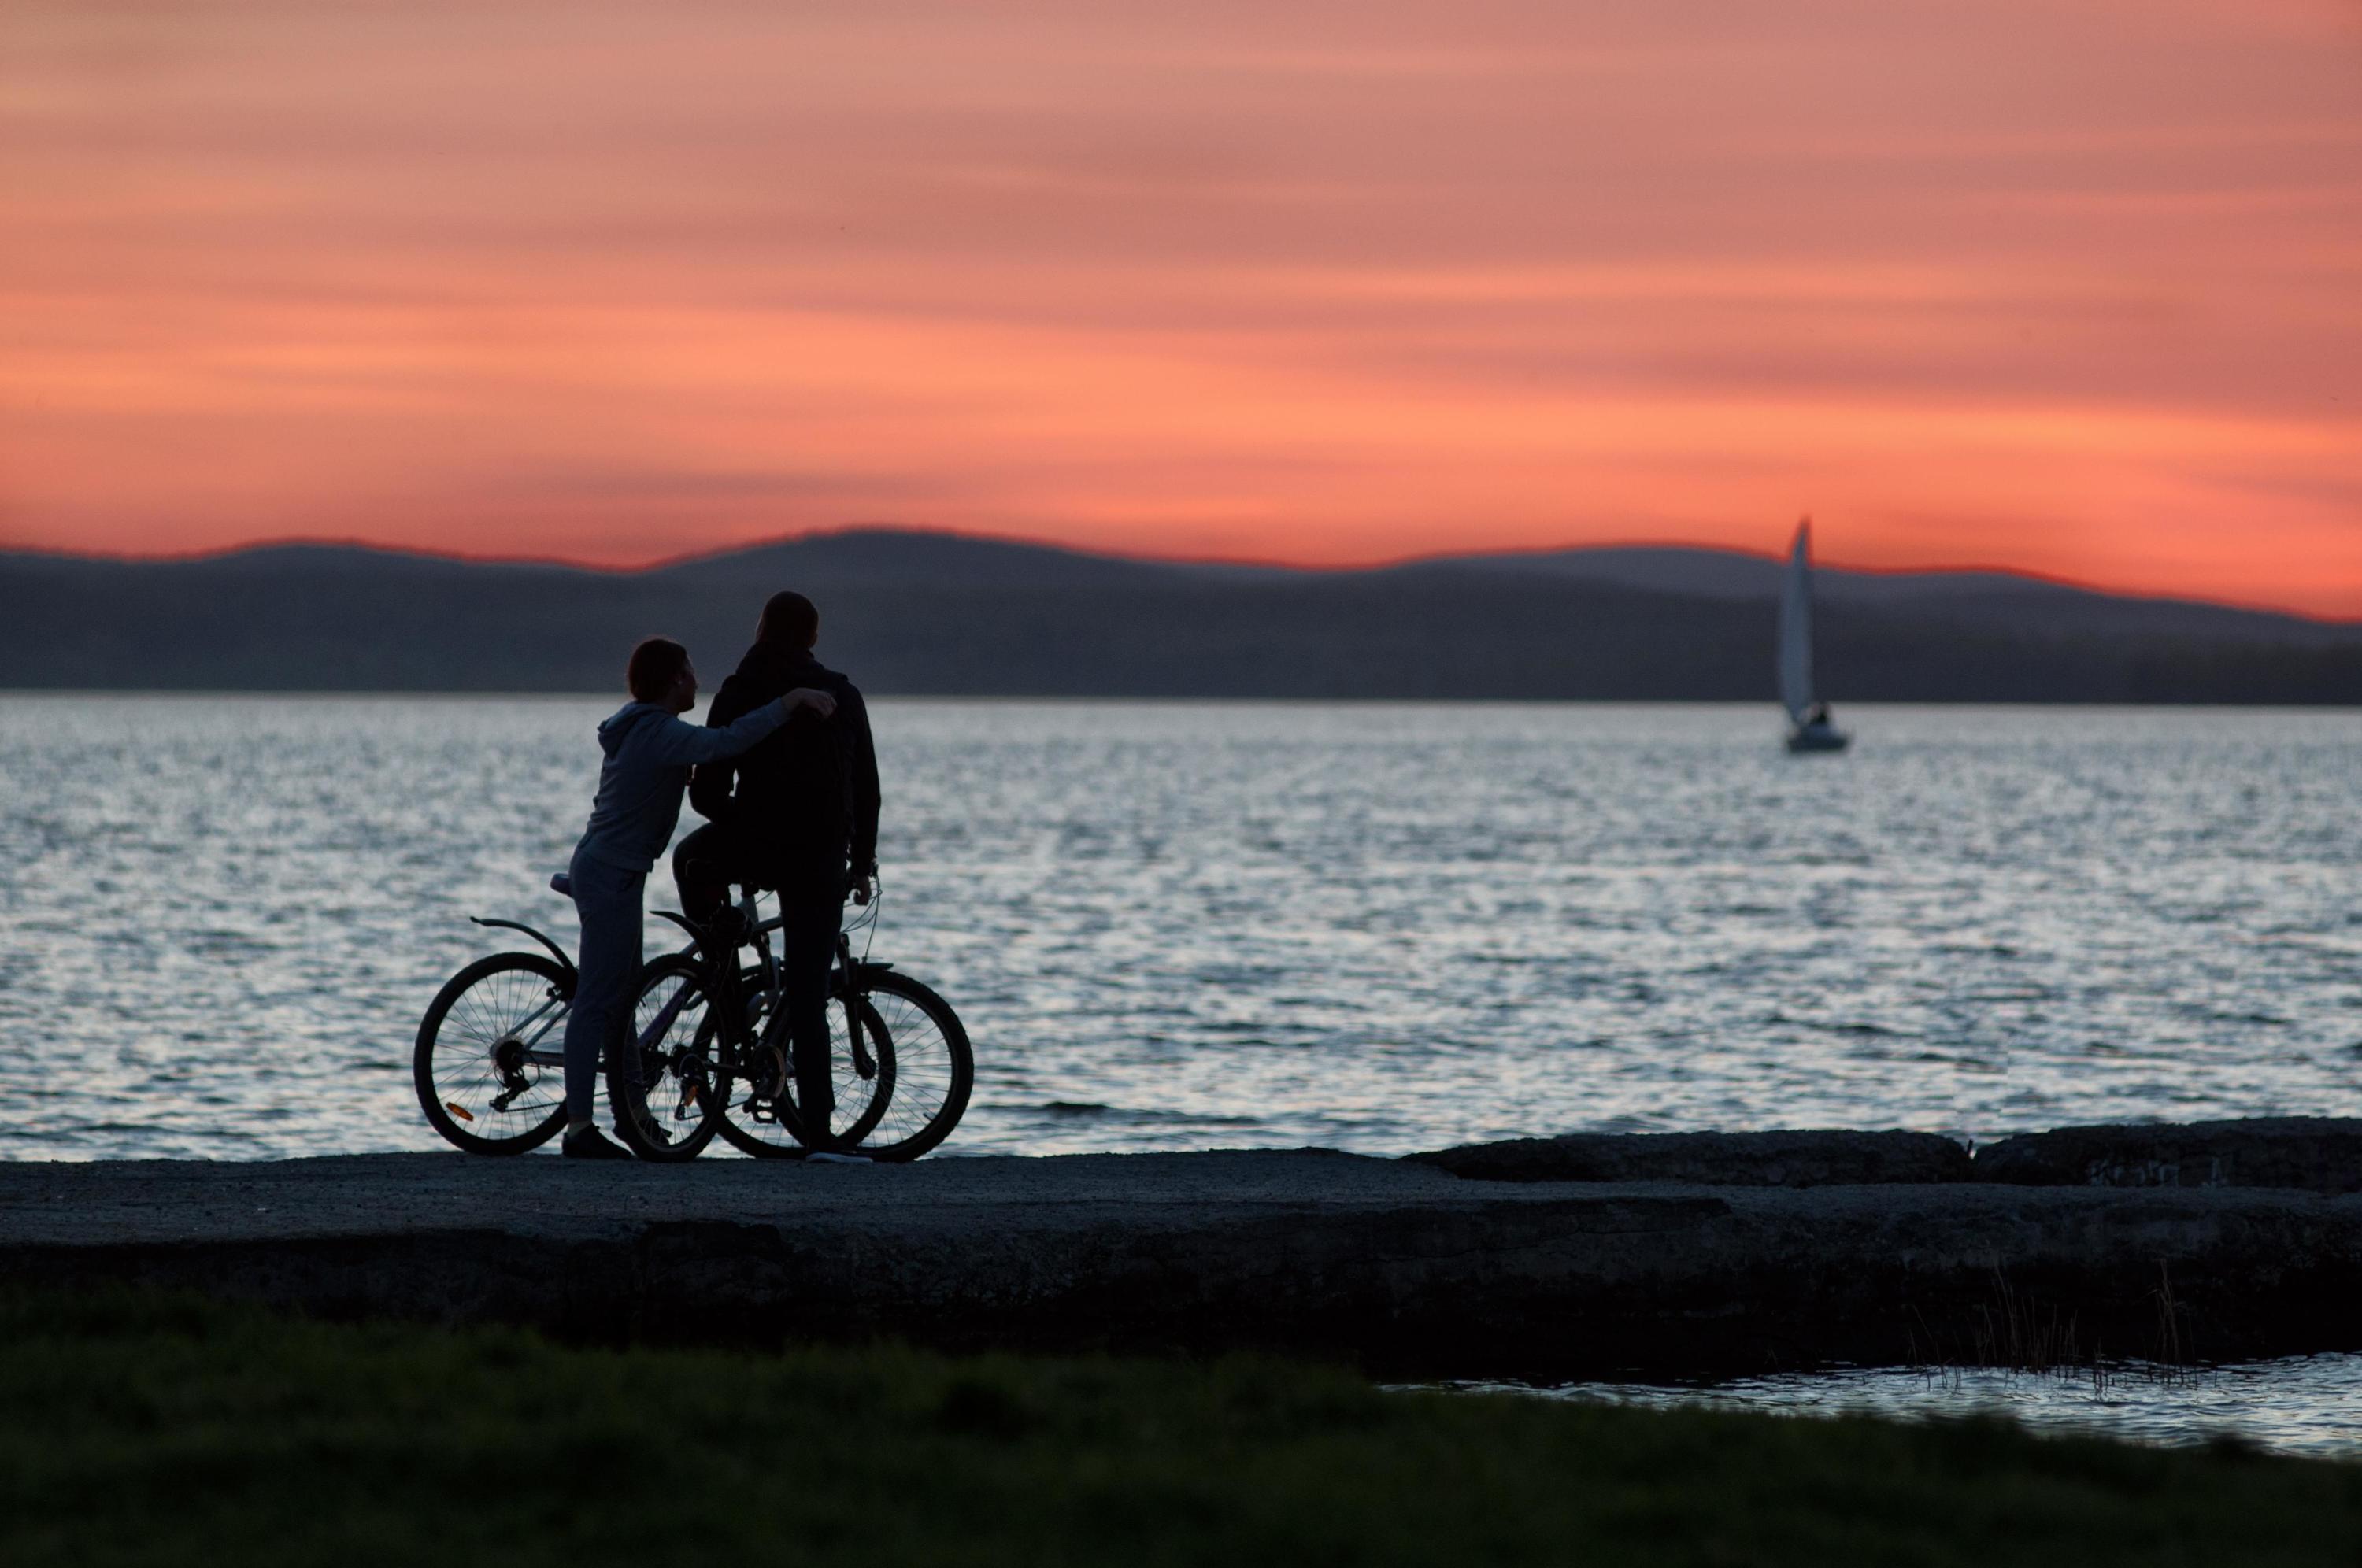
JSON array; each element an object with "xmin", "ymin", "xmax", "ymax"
[
  {"xmin": 830, "ymin": 969, "xmax": 972, "ymax": 1162},
  {"xmin": 414, "ymin": 952, "xmax": 570, "ymax": 1155}
]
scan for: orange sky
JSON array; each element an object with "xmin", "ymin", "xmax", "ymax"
[{"xmin": 5, "ymin": 0, "xmax": 2360, "ymax": 613}]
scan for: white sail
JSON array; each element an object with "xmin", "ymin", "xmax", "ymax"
[{"xmin": 1777, "ymin": 519, "xmax": 1814, "ymax": 725}]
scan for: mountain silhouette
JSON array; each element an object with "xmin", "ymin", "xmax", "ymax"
[{"xmin": 3, "ymin": 529, "xmax": 2357, "ymax": 701}]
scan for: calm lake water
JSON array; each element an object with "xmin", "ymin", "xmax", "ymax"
[{"xmin": 2, "ymin": 696, "xmax": 2359, "ymax": 1163}]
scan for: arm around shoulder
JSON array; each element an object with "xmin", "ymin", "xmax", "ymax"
[{"xmin": 653, "ymin": 699, "xmax": 790, "ymax": 765}]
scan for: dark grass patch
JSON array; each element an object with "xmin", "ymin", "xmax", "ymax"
[{"xmin": 2, "ymin": 1289, "xmax": 2360, "ymax": 1566}]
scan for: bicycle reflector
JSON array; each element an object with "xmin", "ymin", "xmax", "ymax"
[{"xmin": 444, "ymin": 1102, "xmax": 476, "ymax": 1122}]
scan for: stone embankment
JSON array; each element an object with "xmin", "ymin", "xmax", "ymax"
[
  {"xmin": 1406, "ymin": 1129, "xmax": 1973, "ymax": 1186},
  {"xmin": 1971, "ymin": 1119, "xmax": 2362, "ymax": 1193},
  {"xmin": 6, "ymin": 1119, "xmax": 2361, "ymax": 1381},
  {"xmin": 1408, "ymin": 1119, "xmax": 2362, "ymax": 1195},
  {"xmin": 1410, "ymin": 1118, "xmax": 2362, "ymax": 1193}
]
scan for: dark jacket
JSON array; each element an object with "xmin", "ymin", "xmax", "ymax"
[{"xmin": 689, "ymin": 642, "xmax": 880, "ymax": 878}]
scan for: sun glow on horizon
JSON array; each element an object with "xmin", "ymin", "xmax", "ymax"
[{"xmin": 4, "ymin": 0, "xmax": 2359, "ymax": 613}]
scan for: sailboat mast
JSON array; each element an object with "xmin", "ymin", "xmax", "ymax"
[{"xmin": 1777, "ymin": 516, "xmax": 1815, "ymax": 725}]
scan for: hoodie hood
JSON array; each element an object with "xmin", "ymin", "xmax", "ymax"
[{"xmin": 597, "ymin": 702, "xmax": 671, "ymax": 756}]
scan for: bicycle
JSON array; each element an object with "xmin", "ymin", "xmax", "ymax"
[
  {"xmin": 614, "ymin": 877, "xmax": 973, "ymax": 1163},
  {"xmin": 412, "ymin": 889, "xmax": 578, "ymax": 1154},
  {"xmin": 413, "ymin": 875, "xmax": 972, "ymax": 1162}
]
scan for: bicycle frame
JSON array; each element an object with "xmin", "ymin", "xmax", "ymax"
[
  {"xmin": 639, "ymin": 884, "xmax": 891, "ymax": 1099},
  {"xmin": 502, "ymin": 997, "xmax": 570, "ymax": 1065},
  {"xmin": 477, "ymin": 882, "xmax": 881, "ymax": 1094},
  {"xmin": 467, "ymin": 911, "xmax": 715, "ymax": 1080}
]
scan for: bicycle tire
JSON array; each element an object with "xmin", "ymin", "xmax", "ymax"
[
  {"xmin": 776, "ymin": 989, "xmax": 897, "ymax": 1153},
  {"xmin": 415, "ymin": 952, "xmax": 571, "ymax": 1156},
  {"xmin": 713, "ymin": 967, "xmax": 896, "ymax": 1159},
  {"xmin": 827, "ymin": 969, "xmax": 972, "ymax": 1162},
  {"xmin": 611, "ymin": 954, "xmax": 725, "ymax": 1162}
]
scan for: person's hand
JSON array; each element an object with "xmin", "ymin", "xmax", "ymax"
[
  {"xmin": 783, "ymin": 686, "xmax": 837, "ymax": 719},
  {"xmin": 847, "ymin": 867, "xmax": 876, "ymax": 905}
]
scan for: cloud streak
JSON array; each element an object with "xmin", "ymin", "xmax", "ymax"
[{"xmin": 3, "ymin": 0, "xmax": 2358, "ymax": 610}]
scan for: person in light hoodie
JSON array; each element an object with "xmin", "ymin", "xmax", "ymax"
[{"xmin": 559, "ymin": 635, "xmax": 836, "ymax": 1159}]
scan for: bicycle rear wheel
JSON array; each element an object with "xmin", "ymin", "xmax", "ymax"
[
  {"xmin": 713, "ymin": 967, "xmax": 895, "ymax": 1159},
  {"xmin": 611, "ymin": 954, "xmax": 726, "ymax": 1162},
  {"xmin": 414, "ymin": 952, "xmax": 570, "ymax": 1155},
  {"xmin": 836, "ymin": 970, "xmax": 970, "ymax": 1161}
]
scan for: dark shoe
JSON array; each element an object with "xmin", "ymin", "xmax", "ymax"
[
  {"xmin": 613, "ymin": 1108, "xmax": 673, "ymax": 1153},
  {"xmin": 561, "ymin": 1125, "xmax": 633, "ymax": 1160}
]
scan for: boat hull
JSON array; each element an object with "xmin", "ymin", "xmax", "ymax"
[{"xmin": 1785, "ymin": 727, "xmax": 1850, "ymax": 753}]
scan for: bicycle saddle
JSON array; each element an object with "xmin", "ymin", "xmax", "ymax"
[{"xmin": 549, "ymin": 871, "xmax": 573, "ymax": 897}]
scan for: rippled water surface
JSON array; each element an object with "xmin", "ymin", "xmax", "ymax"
[
  {"xmin": 1479, "ymin": 1355, "xmax": 2362, "ymax": 1459},
  {"xmin": 2, "ymin": 697, "xmax": 2358, "ymax": 1161}
]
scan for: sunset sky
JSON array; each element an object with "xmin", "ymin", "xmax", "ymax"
[{"xmin": 5, "ymin": 1, "xmax": 2360, "ymax": 612}]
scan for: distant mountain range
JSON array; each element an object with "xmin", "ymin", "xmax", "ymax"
[{"xmin": 4, "ymin": 529, "xmax": 2359, "ymax": 701}]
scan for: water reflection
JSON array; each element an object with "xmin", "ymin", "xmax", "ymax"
[{"xmin": 1453, "ymin": 1355, "xmax": 2362, "ymax": 1457}]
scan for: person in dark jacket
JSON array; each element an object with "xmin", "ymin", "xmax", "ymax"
[{"xmin": 672, "ymin": 591, "xmax": 880, "ymax": 1150}]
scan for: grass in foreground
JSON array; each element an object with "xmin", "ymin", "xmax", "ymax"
[{"xmin": 2, "ymin": 1293, "xmax": 2360, "ymax": 1567}]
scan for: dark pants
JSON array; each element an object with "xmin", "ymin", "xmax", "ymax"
[
  {"xmin": 562, "ymin": 846, "xmax": 644, "ymax": 1124},
  {"xmin": 672, "ymin": 823, "xmax": 846, "ymax": 1147}
]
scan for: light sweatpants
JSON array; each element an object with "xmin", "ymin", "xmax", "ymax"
[{"xmin": 562, "ymin": 846, "xmax": 646, "ymax": 1123}]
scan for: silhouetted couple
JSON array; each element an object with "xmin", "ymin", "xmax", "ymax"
[{"xmin": 560, "ymin": 591, "xmax": 880, "ymax": 1160}]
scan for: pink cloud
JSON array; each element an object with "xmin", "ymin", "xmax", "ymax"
[{"xmin": 2, "ymin": 0, "xmax": 2358, "ymax": 611}]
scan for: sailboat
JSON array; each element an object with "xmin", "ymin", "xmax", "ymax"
[{"xmin": 1779, "ymin": 518, "xmax": 1850, "ymax": 753}]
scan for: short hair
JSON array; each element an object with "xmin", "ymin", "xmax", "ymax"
[
  {"xmin": 756, "ymin": 590, "xmax": 819, "ymax": 648},
  {"xmin": 626, "ymin": 636, "xmax": 690, "ymax": 701}
]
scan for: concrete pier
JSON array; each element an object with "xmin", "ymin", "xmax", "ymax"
[{"xmin": 6, "ymin": 1140, "xmax": 2362, "ymax": 1380}]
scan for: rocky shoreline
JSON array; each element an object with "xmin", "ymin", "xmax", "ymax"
[
  {"xmin": 6, "ymin": 1119, "xmax": 2360, "ymax": 1381},
  {"xmin": 1413, "ymin": 1117, "xmax": 2362, "ymax": 1192}
]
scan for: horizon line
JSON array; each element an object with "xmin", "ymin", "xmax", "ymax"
[{"xmin": 7, "ymin": 522, "xmax": 2355, "ymax": 627}]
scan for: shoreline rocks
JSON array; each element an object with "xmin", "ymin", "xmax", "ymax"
[
  {"xmin": 1407, "ymin": 1130, "xmax": 1972, "ymax": 1187},
  {"xmin": 1968, "ymin": 1119, "xmax": 2362, "ymax": 1193},
  {"xmin": 7, "ymin": 1127, "xmax": 2362, "ymax": 1381},
  {"xmin": 1410, "ymin": 1119, "xmax": 2362, "ymax": 1194}
]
